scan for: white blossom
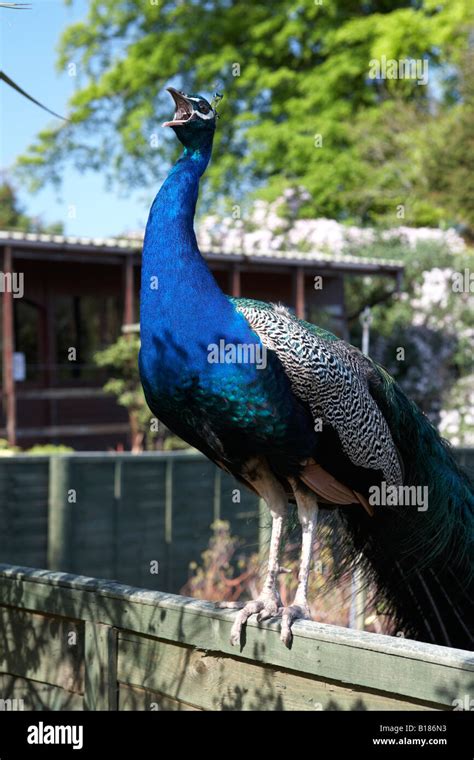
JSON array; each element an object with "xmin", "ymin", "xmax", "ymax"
[{"xmin": 197, "ymin": 191, "xmax": 465, "ymax": 256}]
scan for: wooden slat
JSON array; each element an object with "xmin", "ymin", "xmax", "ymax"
[
  {"xmin": 0, "ymin": 607, "xmax": 84, "ymax": 692},
  {"xmin": 84, "ymin": 622, "xmax": 117, "ymax": 710},
  {"xmin": 118, "ymin": 683, "xmax": 200, "ymax": 711},
  {"xmin": 2, "ymin": 245, "xmax": 16, "ymax": 446},
  {"xmin": 117, "ymin": 633, "xmax": 439, "ymax": 711},
  {"xmin": 16, "ymin": 388, "xmax": 108, "ymax": 401},
  {"xmin": 0, "ymin": 459, "xmax": 49, "ymax": 570},
  {"xmin": 0, "ymin": 674, "xmax": 83, "ymax": 711},
  {"xmin": 10, "ymin": 424, "xmax": 130, "ymax": 439},
  {"xmin": 48, "ymin": 456, "xmax": 73, "ymax": 572}
]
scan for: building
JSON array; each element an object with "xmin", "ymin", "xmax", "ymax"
[{"xmin": 0, "ymin": 230, "xmax": 403, "ymax": 450}]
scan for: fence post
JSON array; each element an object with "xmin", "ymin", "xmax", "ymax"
[
  {"xmin": 84, "ymin": 621, "xmax": 118, "ymax": 711},
  {"xmin": 48, "ymin": 456, "xmax": 74, "ymax": 572},
  {"xmin": 165, "ymin": 458, "xmax": 173, "ymax": 590},
  {"xmin": 113, "ymin": 459, "xmax": 123, "ymax": 581},
  {"xmin": 213, "ymin": 467, "xmax": 222, "ymax": 522}
]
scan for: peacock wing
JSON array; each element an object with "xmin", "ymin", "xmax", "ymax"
[{"xmin": 231, "ymin": 297, "xmax": 403, "ymax": 488}]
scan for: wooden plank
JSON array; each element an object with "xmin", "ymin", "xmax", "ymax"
[
  {"xmin": 294, "ymin": 266, "xmax": 305, "ymax": 319},
  {"xmin": 13, "ymin": 424, "xmax": 130, "ymax": 438},
  {"xmin": 84, "ymin": 622, "xmax": 117, "ymax": 710},
  {"xmin": 120, "ymin": 458, "xmax": 167, "ymax": 590},
  {"xmin": 213, "ymin": 467, "xmax": 221, "ymax": 522},
  {"xmin": 0, "ymin": 674, "xmax": 83, "ymax": 711},
  {"xmin": 0, "ymin": 566, "xmax": 472, "ymax": 709},
  {"xmin": 0, "ymin": 607, "xmax": 84, "ymax": 692},
  {"xmin": 67, "ymin": 459, "xmax": 116, "ymax": 578},
  {"xmin": 123, "ymin": 257, "xmax": 135, "ymax": 327},
  {"xmin": 171, "ymin": 459, "xmax": 216, "ymax": 589},
  {"xmin": 230, "ymin": 264, "xmax": 241, "ymax": 298},
  {"xmin": 118, "ymin": 682, "xmax": 200, "ymax": 711},
  {"xmin": 2, "ymin": 246, "xmax": 16, "ymax": 445},
  {"xmin": 165, "ymin": 458, "xmax": 173, "ymax": 590},
  {"xmin": 1, "ymin": 451, "xmax": 49, "ymax": 578},
  {"xmin": 16, "ymin": 388, "xmax": 108, "ymax": 400},
  {"xmin": 220, "ymin": 471, "xmax": 260, "ymax": 552},
  {"xmin": 47, "ymin": 456, "xmax": 73, "ymax": 572},
  {"xmin": 117, "ymin": 633, "xmax": 439, "ymax": 711}
]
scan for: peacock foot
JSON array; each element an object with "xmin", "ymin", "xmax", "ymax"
[
  {"xmin": 216, "ymin": 593, "xmax": 282, "ymax": 646},
  {"xmin": 216, "ymin": 596, "xmax": 311, "ymax": 648},
  {"xmin": 279, "ymin": 603, "xmax": 311, "ymax": 648}
]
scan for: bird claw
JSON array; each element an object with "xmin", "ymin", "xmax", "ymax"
[
  {"xmin": 257, "ymin": 602, "xmax": 282, "ymax": 622},
  {"xmin": 217, "ymin": 596, "xmax": 311, "ymax": 648},
  {"xmin": 214, "ymin": 596, "xmax": 279, "ymax": 646},
  {"xmin": 229, "ymin": 597, "xmax": 282, "ymax": 646},
  {"xmin": 279, "ymin": 604, "xmax": 311, "ymax": 648}
]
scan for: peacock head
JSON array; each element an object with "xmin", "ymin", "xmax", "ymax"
[{"xmin": 163, "ymin": 87, "xmax": 218, "ymax": 149}]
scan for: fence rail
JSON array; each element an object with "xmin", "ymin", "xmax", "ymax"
[{"xmin": 0, "ymin": 564, "xmax": 473, "ymax": 711}]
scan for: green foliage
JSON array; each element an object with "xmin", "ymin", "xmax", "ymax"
[
  {"xmin": 94, "ymin": 333, "xmax": 187, "ymax": 451},
  {"xmin": 0, "ymin": 440, "xmax": 73, "ymax": 455},
  {"xmin": 16, "ymin": 0, "xmax": 474, "ymax": 229},
  {"xmin": 0, "ymin": 438, "xmax": 21, "ymax": 455},
  {"xmin": 345, "ymin": 239, "xmax": 474, "ymax": 421},
  {"xmin": 424, "ymin": 52, "xmax": 474, "ymax": 234},
  {"xmin": 0, "ymin": 179, "xmax": 63, "ymax": 233},
  {"xmin": 25, "ymin": 444, "xmax": 74, "ymax": 455},
  {"xmin": 94, "ymin": 334, "xmax": 154, "ymax": 451}
]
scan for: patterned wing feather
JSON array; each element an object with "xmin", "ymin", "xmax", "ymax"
[{"xmin": 231, "ymin": 298, "xmax": 402, "ymax": 487}]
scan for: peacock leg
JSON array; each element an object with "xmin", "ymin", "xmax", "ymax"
[
  {"xmin": 277, "ymin": 478, "xmax": 318, "ymax": 647},
  {"xmin": 217, "ymin": 459, "xmax": 288, "ymax": 646}
]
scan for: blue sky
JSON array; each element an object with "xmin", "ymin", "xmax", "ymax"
[{"xmin": 0, "ymin": 0, "xmax": 148, "ymax": 237}]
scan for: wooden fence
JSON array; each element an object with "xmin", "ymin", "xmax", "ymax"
[
  {"xmin": 1, "ymin": 449, "xmax": 472, "ymax": 592},
  {"xmin": 0, "ymin": 564, "xmax": 472, "ymax": 711},
  {"xmin": 0, "ymin": 453, "xmax": 261, "ymax": 593}
]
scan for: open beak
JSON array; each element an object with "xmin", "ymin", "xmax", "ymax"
[{"xmin": 162, "ymin": 87, "xmax": 195, "ymax": 127}]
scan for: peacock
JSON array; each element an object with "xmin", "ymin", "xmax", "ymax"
[{"xmin": 139, "ymin": 87, "xmax": 474, "ymax": 650}]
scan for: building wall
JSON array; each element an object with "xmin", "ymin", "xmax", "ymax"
[{"xmin": 1, "ymin": 248, "xmax": 350, "ymax": 450}]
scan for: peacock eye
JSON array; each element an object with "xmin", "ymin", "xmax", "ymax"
[{"xmin": 198, "ymin": 101, "xmax": 211, "ymax": 114}]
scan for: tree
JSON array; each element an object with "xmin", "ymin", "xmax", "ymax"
[
  {"xmin": 424, "ymin": 51, "xmax": 474, "ymax": 237},
  {"xmin": 16, "ymin": 0, "xmax": 474, "ymax": 227},
  {"xmin": 94, "ymin": 334, "xmax": 190, "ymax": 452},
  {"xmin": 0, "ymin": 178, "xmax": 63, "ymax": 233},
  {"xmin": 362, "ymin": 242, "xmax": 474, "ymax": 425},
  {"xmin": 94, "ymin": 335, "xmax": 158, "ymax": 452}
]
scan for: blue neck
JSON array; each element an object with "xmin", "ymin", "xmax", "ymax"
[
  {"xmin": 140, "ymin": 139, "xmax": 252, "ymax": 385},
  {"xmin": 152, "ymin": 142, "xmax": 213, "ymax": 222},
  {"xmin": 141, "ymin": 141, "xmax": 219, "ymax": 322}
]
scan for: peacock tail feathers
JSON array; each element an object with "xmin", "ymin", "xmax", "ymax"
[{"xmin": 338, "ymin": 360, "xmax": 474, "ymax": 648}]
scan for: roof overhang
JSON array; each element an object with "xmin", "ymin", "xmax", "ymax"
[{"xmin": 0, "ymin": 230, "xmax": 404, "ymax": 275}]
